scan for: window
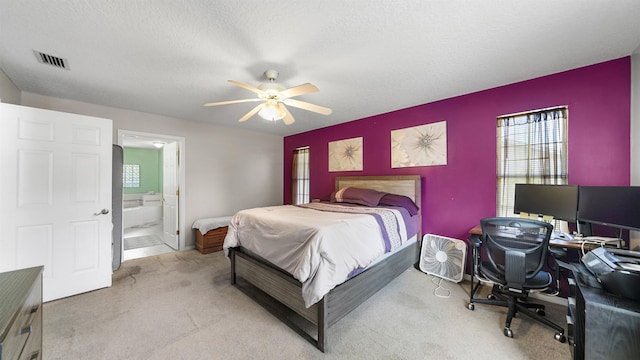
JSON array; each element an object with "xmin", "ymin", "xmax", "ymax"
[
  {"xmin": 291, "ymin": 147, "xmax": 310, "ymax": 204},
  {"xmin": 123, "ymin": 164, "xmax": 140, "ymax": 188},
  {"xmin": 496, "ymin": 107, "xmax": 568, "ymax": 225}
]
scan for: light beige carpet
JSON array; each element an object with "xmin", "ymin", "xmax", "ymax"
[{"xmin": 43, "ymin": 250, "xmax": 572, "ymax": 359}]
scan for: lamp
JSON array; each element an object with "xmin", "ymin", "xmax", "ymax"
[
  {"xmin": 152, "ymin": 141, "xmax": 164, "ymax": 149},
  {"xmin": 258, "ymin": 102, "xmax": 286, "ymax": 121}
]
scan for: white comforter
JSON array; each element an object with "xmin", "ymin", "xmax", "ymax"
[{"xmin": 223, "ymin": 204, "xmax": 408, "ymax": 307}]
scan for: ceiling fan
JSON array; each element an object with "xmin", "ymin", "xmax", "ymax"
[{"xmin": 204, "ymin": 70, "xmax": 332, "ymax": 125}]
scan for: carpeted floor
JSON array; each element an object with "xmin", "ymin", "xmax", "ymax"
[{"xmin": 42, "ymin": 250, "xmax": 572, "ymax": 359}]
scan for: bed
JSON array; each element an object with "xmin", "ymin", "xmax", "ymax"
[{"xmin": 224, "ymin": 175, "xmax": 421, "ymax": 352}]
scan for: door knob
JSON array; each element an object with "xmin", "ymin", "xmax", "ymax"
[{"xmin": 94, "ymin": 209, "xmax": 110, "ymax": 216}]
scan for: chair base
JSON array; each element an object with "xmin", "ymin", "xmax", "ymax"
[{"xmin": 468, "ymin": 278, "xmax": 566, "ymax": 343}]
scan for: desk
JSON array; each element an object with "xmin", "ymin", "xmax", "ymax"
[{"xmin": 468, "ymin": 225, "xmax": 596, "ymax": 250}]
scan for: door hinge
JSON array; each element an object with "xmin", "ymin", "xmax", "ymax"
[
  {"xmin": 176, "ymin": 188, "xmax": 180, "ymax": 196},
  {"xmin": 176, "ymin": 230, "xmax": 179, "ymax": 235}
]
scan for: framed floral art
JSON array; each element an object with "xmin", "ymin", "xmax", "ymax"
[
  {"xmin": 328, "ymin": 137, "xmax": 363, "ymax": 172},
  {"xmin": 391, "ymin": 120, "xmax": 447, "ymax": 168}
]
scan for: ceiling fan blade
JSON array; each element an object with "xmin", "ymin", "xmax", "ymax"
[
  {"xmin": 204, "ymin": 98, "xmax": 261, "ymax": 106},
  {"xmin": 228, "ymin": 80, "xmax": 264, "ymax": 95},
  {"xmin": 283, "ymin": 98, "xmax": 332, "ymax": 115},
  {"xmin": 280, "ymin": 104, "xmax": 295, "ymax": 125},
  {"xmin": 238, "ymin": 103, "xmax": 265, "ymax": 123},
  {"xmin": 279, "ymin": 83, "xmax": 319, "ymax": 98}
]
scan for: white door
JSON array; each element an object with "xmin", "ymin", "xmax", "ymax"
[
  {"xmin": 0, "ymin": 103, "xmax": 113, "ymax": 302},
  {"xmin": 162, "ymin": 141, "xmax": 179, "ymax": 250}
]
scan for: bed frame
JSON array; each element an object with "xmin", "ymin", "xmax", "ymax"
[{"xmin": 228, "ymin": 175, "xmax": 421, "ymax": 352}]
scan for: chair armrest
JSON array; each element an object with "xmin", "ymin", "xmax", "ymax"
[
  {"xmin": 467, "ymin": 235, "xmax": 483, "ymax": 275},
  {"xmin": 467, "ymin": 235, "xmax": 482, "ymax": 248}
]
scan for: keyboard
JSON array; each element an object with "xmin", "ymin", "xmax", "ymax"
[
  {"xmin": 580, "ymin": 236, "xmax": 622, "ymax": 245},
  {"xmin": 551, "ymin": 231, "xmax": 575, "ymax": 241}
]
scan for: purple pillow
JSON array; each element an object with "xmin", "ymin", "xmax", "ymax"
[
  {"xmin": 330, "ymin": 187, "xmax": 386, "ymax": 207},
  {"xmin": 379, "ymin": 194, "xmax": 420, "ymax": 215}
]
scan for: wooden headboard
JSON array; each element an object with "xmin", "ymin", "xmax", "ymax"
[
  {"xmin": 335, "ymin": 175, "xmax": 421, "ymax": 207},
  {"xmin": 335, "ymin": 175, "xmax": 422, "ymax": 237}
]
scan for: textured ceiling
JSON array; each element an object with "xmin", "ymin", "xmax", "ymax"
[{"xmin": 1, "ymin": 1, "xmax": 640, "ymax": 137}]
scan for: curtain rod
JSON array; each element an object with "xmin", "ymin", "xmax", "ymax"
[{"xmin": 498, "ymin": 105, "xmax": 567, "ymax": 119}]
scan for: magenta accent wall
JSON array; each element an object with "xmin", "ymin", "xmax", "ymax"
[{"xmin": 283, "ymin": 57, "xmax": 631, "ymax": 241}]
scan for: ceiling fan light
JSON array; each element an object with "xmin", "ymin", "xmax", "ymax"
[
  {"xmin": 258, "ymin": 103, "xmax": 286, "ymax": 121},
  {"xmin": 258, "ymin": 82, "xmax": 286, "ymax": 94}
]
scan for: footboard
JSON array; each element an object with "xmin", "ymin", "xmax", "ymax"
[
  {"xmin": 324, "ymin": 242, "xmax": 418, "ymax": 327},
  {"xmin": 229, "ymin": 242, "xmax": 418, "ymax": 352}
]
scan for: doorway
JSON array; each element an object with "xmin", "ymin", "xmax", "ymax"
[{"xmin": 117, "ymin": 130, "xmax": 186, "ymax": 261}]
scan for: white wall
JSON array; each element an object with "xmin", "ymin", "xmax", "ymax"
[
  {"xmin": 21, "ymin": 92, "xmax": 283, "ymax": 248},
  {"xmin": 0, "ymin": 67, "xmax": 21, "ymax": 104}
]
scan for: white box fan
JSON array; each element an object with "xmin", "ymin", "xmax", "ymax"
[{"xmin": 419, "ymin": 234, "xmax": 467, "ymax": 283}]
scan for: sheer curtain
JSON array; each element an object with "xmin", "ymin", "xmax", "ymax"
[
  {"xmin": 291, "ymin": 147, "xmax": 310, "ymax": 205},
  {"xmin": 496, "ymin": 107, "xmax": 568, "ymax": 226}
]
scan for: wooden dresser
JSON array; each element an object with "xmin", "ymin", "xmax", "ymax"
[{"xmin": 0, "ymin": 266, "xmax": 43, "ymax": 360}]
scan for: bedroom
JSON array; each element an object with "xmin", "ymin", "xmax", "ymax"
[
  {"xmin": 1, "ymin": 1, "xmax": 640, "ymax": 358},
  {"xmin": 1, "ymin": 1, "xmax": 639, "ymax": 254}
]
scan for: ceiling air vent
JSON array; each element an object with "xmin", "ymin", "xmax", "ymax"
[{"xmin": 33, "ymin": 50, "xmax": 70, "ymax": 70}]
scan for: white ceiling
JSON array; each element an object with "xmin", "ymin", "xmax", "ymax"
[
  {"xmin": 2, "ymin": 1, "xmax": 640, "ymax": 137},
  {"xmin": 121, "ymin": 134, "xmax": 166, "ymax": 150}
]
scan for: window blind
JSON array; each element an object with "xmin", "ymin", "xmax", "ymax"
[
  {"xmin": 291, "ymin": 147, "xmax": 310, "ymax": 204},
  {"xmin": 496, "ymin": 107, "xmax": 568, "ymax": 224}
]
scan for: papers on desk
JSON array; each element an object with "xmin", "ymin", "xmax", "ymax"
[{"xmin": 579, "ymin": 236, "xmax": 623, "ymax": 247}]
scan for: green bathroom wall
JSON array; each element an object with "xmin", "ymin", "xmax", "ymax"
[{"xmin": 123, "ymin": 147, "xmax": 163, "ymax": 194}]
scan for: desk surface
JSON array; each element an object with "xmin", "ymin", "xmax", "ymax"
[{"xmin": 468, "ymin": 225, "xmax": 593, "ymax": 250}]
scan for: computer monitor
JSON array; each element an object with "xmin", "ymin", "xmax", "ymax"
[
  {"xmin": 577, "ymin": 186, "xmax": 640, "ymax": 232},
  {"xmin": 513, "ymin": 184, "xmax": 579, "ymax": 222}
]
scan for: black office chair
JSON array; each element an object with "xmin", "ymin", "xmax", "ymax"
[{"xmin": 467, "ymin": 217, "xmax": 566, "ymax": 342}]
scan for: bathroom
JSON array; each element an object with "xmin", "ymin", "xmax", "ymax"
[{"xmin": 121, "ymin": 143, "xmax": 174, "ymax": 260}]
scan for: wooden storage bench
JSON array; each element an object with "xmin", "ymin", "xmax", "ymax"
[
  {"xmin": 196, "ymin": 226, "xmax": 228, "ymax": 254},
  {"xmin": 192, "ymin": 216, "xmax": 232, "ymax": 254}
]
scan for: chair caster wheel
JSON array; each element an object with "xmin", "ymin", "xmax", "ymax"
[
  {"xmin": 467, "ymin": 303, "xmax": 475, "ymax": 311},
  {"xmin": 504, "ymin": 327, "xmax": 513, "ymax": 338},
  {"xmin": 536, "ymin": 308, "xmax": 546, "ymax": 316},
  {"xmin": 554, "ymin": 333, "xmax": 566, "ymax": 343},
  {"xmin": 487, "ymin": 294, "xmax": 496, "ymax": 300}
]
